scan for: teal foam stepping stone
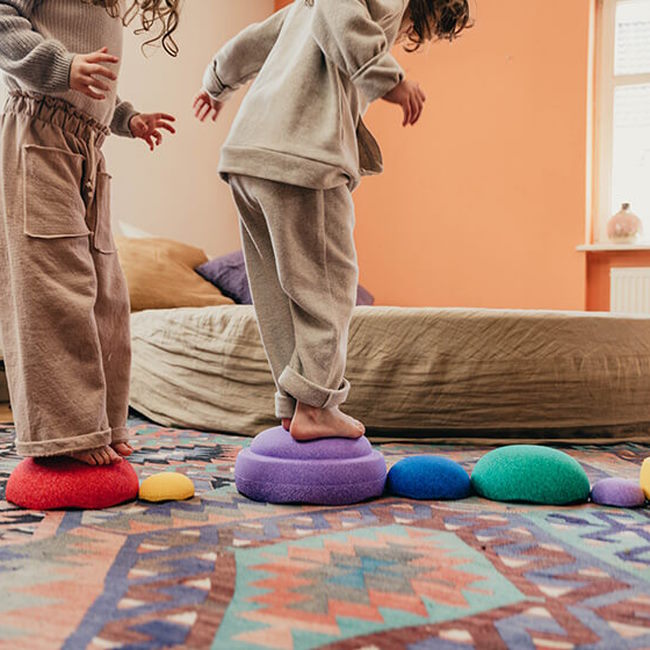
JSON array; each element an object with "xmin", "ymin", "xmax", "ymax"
[
  {"xmin": 387, "ymin": 456, "xmax": 471, "ymax": 500},
  {"xmin": 471, "ymin": 445, "xmax": 590, "ymax": 505}
]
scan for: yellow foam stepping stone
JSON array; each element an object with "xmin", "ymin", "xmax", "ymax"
[
  {"xmin": 640, "ymin": 459, "xmax": 650, "ymax": 500},
  {"xmin": 139, "ymin": 472, "xmax": 195, "ymax": 502}
]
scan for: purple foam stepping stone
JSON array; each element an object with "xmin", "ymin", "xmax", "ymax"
[
  {"xmin": 234, "ymin": 426, "xmax": 387, "ymax": 505},
  {"xmin": 590, "ymin": 478, "xmax": 646, "ymax": 508}
]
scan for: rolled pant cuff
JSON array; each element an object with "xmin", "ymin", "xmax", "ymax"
[
  {"xmin": 275, "ymin": 393, "xmax": 296, "ymax": 419},
  {"xmin": 111, "ymin": 426, "xmax": 130, "ymax": 444},
  {"xmin": 278, "ymin": 366, "xmax": 350, "ymax": 410},
  {"xmin": 16, "ymin": 428, "xmax": 112, "ymax": 458}
]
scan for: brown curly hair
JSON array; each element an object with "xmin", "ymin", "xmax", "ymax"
[
  {"xmin": 85, "ymin": 0, "xmax": 181, "ymax": 57},
  {"xmin": 405, "ymin": 0, "xmax": 471, "ymax": 51}
]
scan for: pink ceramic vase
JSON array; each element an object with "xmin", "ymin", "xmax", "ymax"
[{"xmin": 607, "ymin": 203, "xmax": 643, "ymax": 244}]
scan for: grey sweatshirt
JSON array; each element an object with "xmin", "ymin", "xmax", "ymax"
[
  {"xmin": 0, "ymin": 0, "xmax": 137, "ymax": 136},
  {"xmin": 203, "ymin": 0, "xmax": 409, "ymax": 191}
]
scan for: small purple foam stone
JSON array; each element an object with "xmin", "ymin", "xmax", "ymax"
[
  {"xmin": 235, "ymin": 426, "xmax": 387, "ymax": 505},
  {"xmin": 590, "ymin": 478, "xmax": 646, "ymax": 508}
]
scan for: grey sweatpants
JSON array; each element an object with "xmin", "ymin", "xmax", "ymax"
[
  {"xmin": 229, "ymin": 175, "xmax": 359, "ymax": 419},
  {"xmin": 0, "ymin": 92, "xmax": 131, "ymax": 457}
]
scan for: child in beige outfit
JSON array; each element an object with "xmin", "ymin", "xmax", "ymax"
[
  {"xmin": 195, "ymin": 0, "xmax": 470, "ymax": 440},
  {"xmin": 0, "ymin": 0, "xmax": 178, "ymax": 465}
]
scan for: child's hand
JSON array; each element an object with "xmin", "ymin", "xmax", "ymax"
[
  {"xmin": 129, "ymin": 113, "xmax": 177, "ymax": 151},
  {"xmin": 193, "ymin": 91, "xmax": 223, "ymax": 122},
  {"xmin": 70, "ymin": 47, "xmax": 118, "ymax": 101},
  {"xmin": 382, "ymin": 80, "xmax": 427, "ymax": 126}
]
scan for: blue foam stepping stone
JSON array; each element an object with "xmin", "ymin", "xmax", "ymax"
[
  {"xmin": 234, "ymin": 427, "xmax": 387, "ymax": 505},
  {"xmin": 387, "ymin": 456, "xmax": 471, "ymax": 500},
  {"xmin": 591, "ymin": 478, "xmax": 645, "ymax": 508},
  {"xmin": 471, "ymin": 445, "xmax": 590, "ymax": 505}
]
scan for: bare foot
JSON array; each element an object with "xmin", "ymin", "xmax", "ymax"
[
  {"xmin": 112, "ymin": 442, "xmax": 134, "ymax": 457},
  {"xmin": 290, "ymin": 402, "xmax": 365, "ymax": 441},
  {"xmin": 281, "ymin": 418, "xmax": 291, "ymax": 432},
  {"xmin": 69, "ymin": 445, "xmax": 122, "ymax": 466}
]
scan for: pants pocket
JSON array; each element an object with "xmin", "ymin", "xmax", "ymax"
[
  {"xmin": 22, "ymin": 144, "xmax": 90, "ymax": 239},
  {"xmin": 92, "ymin": 171, "xmax": 117, "ymax": 254}
]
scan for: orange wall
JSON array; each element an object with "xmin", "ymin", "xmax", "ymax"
[{"xmin": 275, "ymin": 0, "xmax": 593, "ymax": 309}]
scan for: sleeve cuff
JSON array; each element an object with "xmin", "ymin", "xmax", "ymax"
[
  {"xmin": 202, "ymin": 61, "xmax": 234, "ymax": 102},
  {"xmin": 110, "ymin": 100, "xmax": 139, "ymax": 138},
  {"xmin": 48, "ymin": 48, "xmax": 75, "ymax": 93},
  {"xmin": 351, "ymin": 51, "xmax": 405, "ymax": 104}
]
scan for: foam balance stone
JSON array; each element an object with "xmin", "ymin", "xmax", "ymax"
[
  {"xmin": 471, "ymin": 445, "xmax": 590, "ymax": 505},
  {"xmin": 234, "ymin": 426, "xmax": 387, "ymax": 505},
  {"xmin": 387, "ymin": 455, "xmax": 471, "ymax": 500},
  {"xmin": 6, "ymin": 458, "xmax": 139, "ymax": 510},
  {"xmin": 641, "ymin": 458, "xmax": 650, "ymax": 500},
  {"xmin": 590, "ymin": 478, "xmax": 645, "ymax": 508},
  {"xmin": 139, "ymin": 472, "xmax": 195, "ymax": 502}
]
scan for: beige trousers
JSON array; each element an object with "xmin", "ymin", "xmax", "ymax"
[
  {"xmin": 229, "ymin": 175, "xmax": 359, "ymax": 419},
  {"xmin": 0, "ymin": 93, "xmax": 131, "ymax": 457}
]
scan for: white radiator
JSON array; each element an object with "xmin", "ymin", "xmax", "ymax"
[{"xmin": 610, "ymin": 267, "xmax": 650, "ymax": 314}]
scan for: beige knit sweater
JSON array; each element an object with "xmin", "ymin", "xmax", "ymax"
[
  {"xmin": 0, "ymin": 0, "xmax": 137, "ymax": 136},
  {"xmin": 203, "ymin": 0, "xmax": 409, "ymax": 191}
]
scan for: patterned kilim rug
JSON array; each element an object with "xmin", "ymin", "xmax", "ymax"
[{"xmin": 1, "ymin": 414, "xmax": 650, "ymax": 650}]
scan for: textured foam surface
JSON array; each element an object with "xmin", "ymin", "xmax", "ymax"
[
  {"xmin": 590, "ymin": 478, "xmax": 645, "ymax": 507},
  {"xmin": 387, "ymin": 456, "xmax": 471, "ymax": 500},
  {"xmin": 471, "ymin": 445, "xmax": 590, "ymax": 505},
  {"xmin": 6, "ymin": 458, "xmax": 139, "ymax": 510},
  {"xmin": 235, "ymin": 426, "xmax": 387, "ymax": 505},
  {"xmin": 139, "ymin": 472, "xmax": 195, "ymax": 502},
  {"xmin": 641, "ymin": 458, "xmax": 650, "ymax": 500}
]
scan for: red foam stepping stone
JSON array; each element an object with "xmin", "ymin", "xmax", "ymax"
[{"xmin": 6, "ymin": 457, "xmax": 139, "ymax": 510}]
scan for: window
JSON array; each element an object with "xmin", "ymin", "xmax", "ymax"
[{"xmin": 598, "ymin": 0, "xmax": 650, "ymax": 240}]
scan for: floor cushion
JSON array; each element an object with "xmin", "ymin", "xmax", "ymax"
[{"xmin": 130, "ymin": 306, "xmax": 650, "ymax": 443}]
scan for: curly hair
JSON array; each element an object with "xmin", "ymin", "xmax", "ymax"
[
  {"xmin": 85, "ymin": 0, "xmax": 181, "ymax": 57},
  {"xmin": 405, "ymin": 0, "xmax": 471, "ymax": 51}
]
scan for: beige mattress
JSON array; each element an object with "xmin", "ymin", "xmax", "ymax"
[{"xmin": 130, "ymin": 305, "xmax": 650, "ymax": 443}]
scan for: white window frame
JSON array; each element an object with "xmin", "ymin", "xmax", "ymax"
[{"xmin": 596, "ymin": 0, "xmax": 650, "ymax": 241}]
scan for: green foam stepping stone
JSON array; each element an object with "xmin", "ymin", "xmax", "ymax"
[{"xmin": 471, "ymin": 445, "xmax": 590, "ymax": 505}]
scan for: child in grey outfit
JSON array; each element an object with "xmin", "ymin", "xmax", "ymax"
[{"xmin": 195, "ymin": 0, "xmax": 470, "ymax": 441}]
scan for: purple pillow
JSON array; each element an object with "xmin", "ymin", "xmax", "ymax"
[{"xmin": 196, "ymin": 251, "xmax": 374, "ymax": 306}]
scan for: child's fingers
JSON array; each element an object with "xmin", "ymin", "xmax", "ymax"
[
  {"xmin": 144, "ymin": 134, "xmax": 155, "ymax": 151},
  {"xmin": 152, "ymin": 129, "xmax": 163, "ymax": 146},
  {"xmin": 154, "ymin": 113, "xmax": 176, "ymax": 122},
  {"xmin": 86, "ymin": 51, "xmax": 120, "ymax": 65},
  {"xmin": 82, "ymin": 85, "xmax": 106, "ymax": 101},
  {"xmin": 199, "ymin": 103, "xmax": 211, "ymax": 122},
  {"xmin": 83, "ymin": 76, "xmax": 111, "ymax": 92},
  {"xmin": 86, "ymin": 64, "xmax": 117, "ymax": 81},
  {"xmin": 157, "ymin": 121, "xmax": 176, "ymax": 134},
  {"xmin": 402, "ymin": 102, "xmax": 411, "ymax": 127},
  {"xmin": 410, "ymin": 96, "xmax": 421, "ymax": 124},
  {"xmin": 192, "ymin": 94, "xmax": 204, "ymax": 109}
]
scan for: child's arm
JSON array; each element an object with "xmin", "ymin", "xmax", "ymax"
[
  {"xmin": 0, "ymin": 0, "xmax": 75, "ymax": 93},
  {"xmin": 202, "ymin": 5, "xmax": 291, "ymax": 103},
  {"xmin": 0, "ymin": 1, "xmax": 118, "ymax": 99},
  {"xmin": 111, "ymin": 97, "xmax": 140, "ymax": 138},
  {"xmin": 310, "ymin": 0, "xmax": 406, "ymax": 103}
]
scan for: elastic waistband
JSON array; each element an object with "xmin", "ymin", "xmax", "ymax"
[{"xmin": 4, "ymin": 91, "xmax": 110, "ymax": 147}]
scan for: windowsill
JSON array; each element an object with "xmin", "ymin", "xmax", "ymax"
[{"xmin": 577, "ymin": 243, "xmax": 650, "ymax": 252}]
